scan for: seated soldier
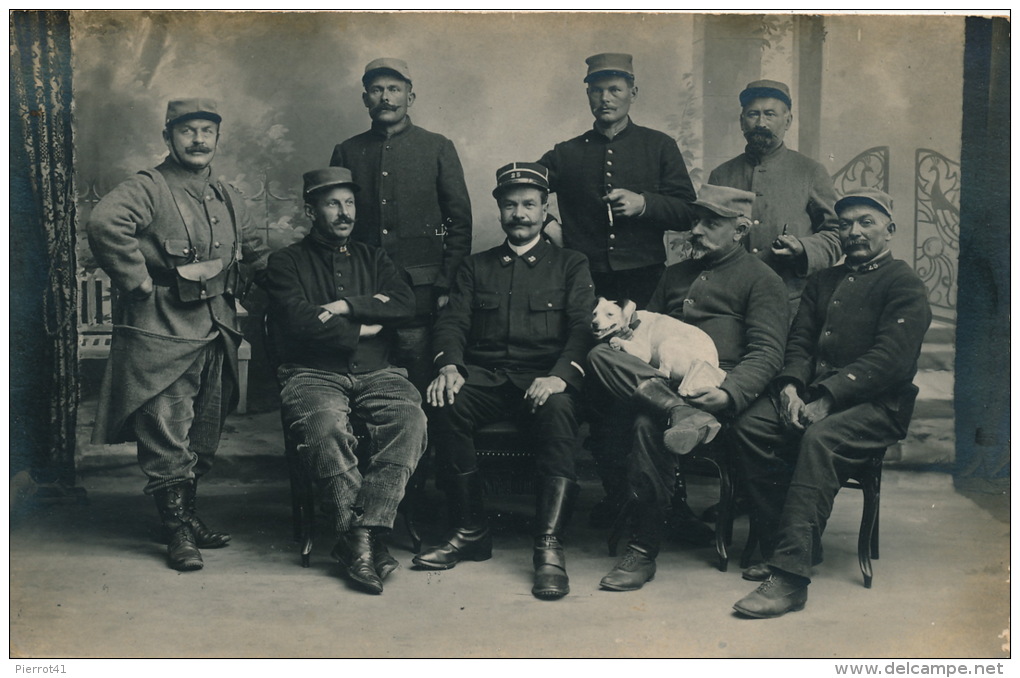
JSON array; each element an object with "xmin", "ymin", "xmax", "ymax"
[
  {"xmin": 413, "ymin": 162, "xmax": 597, "ymax": 601},
  {"xmin": 262, "ymin": 167, "xmax": 428, "ymax": 595},
  {"xmin": 587, "ymin": 185, "xmax": 788, "ymax": 592},
  {"xmin": 732, "ymin": 189, "xmax": 932, "ymax": 618}
]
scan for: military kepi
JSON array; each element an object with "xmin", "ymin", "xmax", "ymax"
[
  {"xmin": 584, "ymin": 53, "xmax": 635, "ymax": 82},
  {"xmin": 363, "ymin": 57, "xmax": 412, "ymax": 86},
  {"xmin": 492, "ymin": 162, "xmax": 550, "ymax": 198},
  {"xmin": 739, "ymin": 79, "xmax": 793, "ymax": 109},
  {"xmin": 303, "ymin": 167, "xmax": 361, "ymax": 198},
  {"xmin": 691, "ymin": 185, "xmax": 756, "ymax": 218},
  {"xmin": 835, "ymin": 188, "xmax": 894, "ymax": 218},
  {"xmin": 165, "ymin": 98, "xmax": 221, "ymax": 127}
]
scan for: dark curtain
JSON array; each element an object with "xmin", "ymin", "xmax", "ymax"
[
  {"xmin": 955, "ymin": 16, "xmax": 1010, "ymax": 485},
  {"xmin": 10, "ymin": 10, "xmax": 78, "ymax": 486}
]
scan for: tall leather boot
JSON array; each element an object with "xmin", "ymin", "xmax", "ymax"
[
  {"xmin": 632, "ymin": 379, "xmax": 721, "ymax": 455},
  {"xmin": 184, "ymin": 479, "xmax": 231, "ymax": 548},
  {"xmin": 412, "ymin": 470, "xmax": 492, "ymax": 570},
  {"xmin": 153, "ymin": 483, "xmax": 203, "ymax": 572},
  {"xmin": 532, "ymin": 476, "xmax": 579, "ymax": 600}
]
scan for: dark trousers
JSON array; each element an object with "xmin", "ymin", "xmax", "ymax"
[
  {"xmin": 591, "ymin": 264, "xmax": 665, "ymax": 309},
  {"xmin": 135, "ymin": 341, "xmax": 231, "ymax": 494},
  {"xmin": 392, "ymin": 319, "xmax": 433, "ymax": 396},
  {"xmin": 732, "ymin": 394, "xmax": 905, "ymax": 580},
  {"xmin": 428, "ymin": 380, "xmax": 581, "ymax": 481}
]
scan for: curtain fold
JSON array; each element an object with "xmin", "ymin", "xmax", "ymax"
[{"xmin": 10, "ymin": 10, "xmax": 78, "ymax": 485}]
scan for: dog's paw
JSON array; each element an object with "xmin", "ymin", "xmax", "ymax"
[{"xmin": 609, "ymin": 337, "xmax": 623, "ymax": 350}]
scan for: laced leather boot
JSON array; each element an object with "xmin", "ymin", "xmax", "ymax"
[
  {"xmin": 632, "ymin": 379, "xmax": 721, "ymax": 455},
  {"xmin": 332, "ymin": 526, "xmax": 384, "ymax": 594},
  {"xmin": 174, "ymin": 478, "xmax": 231, "ymax": 549},
  {"xmin": 154, "ymin": 483, "xmax": 203, "ymax": 572},
  {"xmin": 412, "ymin": 470, "xmax": 492, "ymax": 570},
  {"xmin": 373, "ymin": 532, "xmax": 400, "ymax": 580},
  {"xmin": 532, "ymin": 477, "xmax": 579, "ymax": 600}
]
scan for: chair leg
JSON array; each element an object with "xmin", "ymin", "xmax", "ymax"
[
  {"xmin": 714, "ymin": 460, "xmax": 732, "ymax": 572},
  {"xmin": 859, "ymin": 474, "xmax": 880, "ymax": 589}
]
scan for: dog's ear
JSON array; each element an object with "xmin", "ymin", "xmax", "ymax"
[{"xmin": 621, "ymin": 299, "xmax": 638, "ymax": 323}]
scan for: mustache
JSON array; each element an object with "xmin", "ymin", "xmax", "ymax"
[
  {"xmin": 185, "ymin": 145, "xmax": 213, "ymax": 153},
  {"xmin": 744, "ymin": 128, "xmax": 774, "ymax": 139},
  {"xmin": 372, "ymin": 103, "xmax": 400, "ymax": 113}
]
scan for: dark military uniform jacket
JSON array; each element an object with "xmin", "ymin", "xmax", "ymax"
[
  {"xmin": 86, "ymin": 157, "xmax": 270, "ymax": 443},
  {"xmin": 539, "ymin": 119, "xmax": 696, "ymax": 273},
  {"xmin": 330, "ymin": 119, "xmax": 472, "ymax": 315},
  {"xmin": 646, "ymin": 246, "xmax": 789, "ymax": 416},
  {"xmin": 709, "ymin": 143, "xmax": 840, "ymax": 301},
  {"xmin": 776, "ymin": 252, "xmax": 933, "ymax": 430},
  {"xmin": 432, "ymin": 238, "xmax": 596, "ymax": 392},
  {"xmin": 262, "ymin": 233, "xmax": 416, "ymax": 375}
]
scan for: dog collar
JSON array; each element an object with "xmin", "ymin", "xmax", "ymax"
[{"xmin": 629, "ymin": 317, "xmax": 641, "ymax": 331}]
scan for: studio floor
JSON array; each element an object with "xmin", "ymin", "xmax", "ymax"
[{"xmin": 9, "ymin": 407, "xmax": 1011, "ymax": 659}]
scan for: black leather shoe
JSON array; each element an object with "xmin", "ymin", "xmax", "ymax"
[
  {"xmin": 373, "ymin": 535, "xmax": 400, "ymax": 580},
  {"xmin": 742, "ymin": 563, "xmax": 772, "ymax": 582},
  {"xmin": 154, "ymin": 484, "xmax": 203, "ymax": 571},
  {"xmin": 412, "ymin": 527, "xmax": 492, "ymax": 570},
  {"xmin": 599, "ymin": 544, "xmax": 656, "ymax": 591},
  {"xmin": 733, "ymin": 572, "xmax": 809, "ymax": 618},
  {"xmin": 332, "ymin": 528, "xmax": 383, "ymax": 594},
  {"xmin": 532, "ymin": 535, "xmax": 569, "ymax": 600}
]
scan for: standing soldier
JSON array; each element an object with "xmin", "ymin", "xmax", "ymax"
[
  {"xmin": 87, "ymin": 99, "xmax": 269, "ymax": 572},
  {"xmin": 330, "ymin": 58, "xmax": 473, "ymax": 393}
]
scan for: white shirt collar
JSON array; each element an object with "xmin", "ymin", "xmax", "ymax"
[{"xmin": 507, "ymin": 235, "xmax": 542, "ymax": 257}]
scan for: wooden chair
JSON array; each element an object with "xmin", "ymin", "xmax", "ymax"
[
  {"xmin": 607, "ymin": 436, "xmax": 737, "ymax": 573},
  {"xmin": 77, "ymin": 270, "xmax": 251, "ymax": 413},
  {"xmin": 740, "ymin": 449, "xmax": 885, "ymax": 588},
  {"xmin": 262, "ymin": 312, "xmax": 422, "ymax": 567}
]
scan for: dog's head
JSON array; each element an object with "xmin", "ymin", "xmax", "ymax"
[{"xmin": 591, "ymin": 297, "xmax": 637, "ymax": 341}]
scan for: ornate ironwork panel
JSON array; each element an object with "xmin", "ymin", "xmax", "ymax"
[
  {"xmin": 914, "ymin": 149, "xmax": 960, "ymax": 319},
  {"xmin": 832, "ymin": 146, "xmax": 890, "ymax": 194}
]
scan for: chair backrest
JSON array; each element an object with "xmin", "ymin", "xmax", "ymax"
[{"xmin": 78, "ymin": 269, "xmax": 115, "ymax": 334}]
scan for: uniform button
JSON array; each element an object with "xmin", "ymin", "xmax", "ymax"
[
  {"xmin": 753, "ymin": 220, "xmax": 760, "ymax": 225},
  {"xmin": 381, "ymin": 199, "xmax": 387, "ymax": 205},
  {"xmin": 833, "ymin": 300, "xmax": 841, "ymax": 305},
  {"xmin": 609, "ymin": 234, "xmax": 615, "ymax": 240},
  {"xmin": 205, "ymin": 194, "xmax": 214, "ymax": 201},
  {"xmin": 608, "ymin": 246, "xmax": 614, "ymax": 251},
  {"xmin": 547, "ymin": 302, "xmax": 553, "ymax": 308},
  {"xmin": 385, "ymin": 145, "xmax": 392, "ymax": 150},
  {"xmin": 605, "ymin": 172, "xmax": 612, "ymax": 177},
  {"xmin": 214, "ymin": 242, "xmax": 221, "ymax": 248},
  {"xmin": 336, "ymin": 272, "xmax": 342, "ymax": 277},
  {"xmin": 211, "ymin": 216, "xmax": 219, "ymax": 224},
  {"xmin": 752, "ymin": 248, "xmax": 759, "ymax": 253},
  {"xmin": 606, "ymin": 183, "xmax": 614, "ymax": 190},
  {"xmin": 606, "ymin": 160, "xmax": 613, "ymax": 166},
  {"xmin": 607, "ymin": 149, "xmax": 614, "ymax": 154},
  {"xmin": 382, "ymin": 171, "xmax": 389, "ymax": 177},
  {"xmin": 700, "ymin": 275, "xmax": 707, "ymax": 281},
  {"xmin": 684, "ymin": 298, "xmax": 693, "ymax": 304},
  {"xmin": 824, "ymin": 330, "xmax": 832, "ymax": 336},
  {"xmin": 848, "ymin": 276, "xmax": 856, "ymax": 282},
  {"xmin": 338, "ymin": 286, "xmax": 344, "ymax": 291},
  {"xmin": 382, "ymin": 229, "xmax": 389, "ymax": 235}
]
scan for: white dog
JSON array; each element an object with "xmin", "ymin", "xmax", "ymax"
[{"xmin": 591, "ymin": 297, "xmax": 725, "ymax": 395}]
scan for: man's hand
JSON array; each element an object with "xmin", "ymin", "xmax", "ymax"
[
  {"xmin": 604, "ymin": 188, "xmax": 646, "ymax": 218},
  {"xmin": 373, "ymin": 293, "xmax": 390, "ymax": 303},
  {"xmin": 359, "ymin": 324, "xmax": 382, "ymax": 337},
  {"xmin": 321, "ymin": 299, "xmax": 352, "ymax": 316},
  {"xmin": 131, "ymin": 277, "xmax": 154, "ymax": 301},
  {"xmin": 778, "ymin": 383, "xmax": 807, "ymax": 430},
  {"xmin": 435, "ymin": 294, "xmax": 450, "ymax": 311},
  {"xmin": 771, "ymin": 234, "xmax": 805, "ymax": 259},
  {"xmin": 684, "ymin": 386, "xmax": 731, "ymax": 413},
  {"xmin": 524, "ymin": 376, "xmax": 567, "ymax": 413},
  {"xmin": 426, "ymin": 365, "xmax": 464, "ymax": 408},
  {"xmin": 799, "ymin": 393, "xmax": 834, "ymax": 428}
]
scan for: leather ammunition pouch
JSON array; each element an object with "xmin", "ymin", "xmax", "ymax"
[{"xmin": 175, "ymin": 258, "xmax": 229, "ymax": 302}]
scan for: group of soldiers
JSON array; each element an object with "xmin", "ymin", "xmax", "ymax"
[{"xmin": 87, "ymin": 52, "xmax": 932, "ymax": 619}]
